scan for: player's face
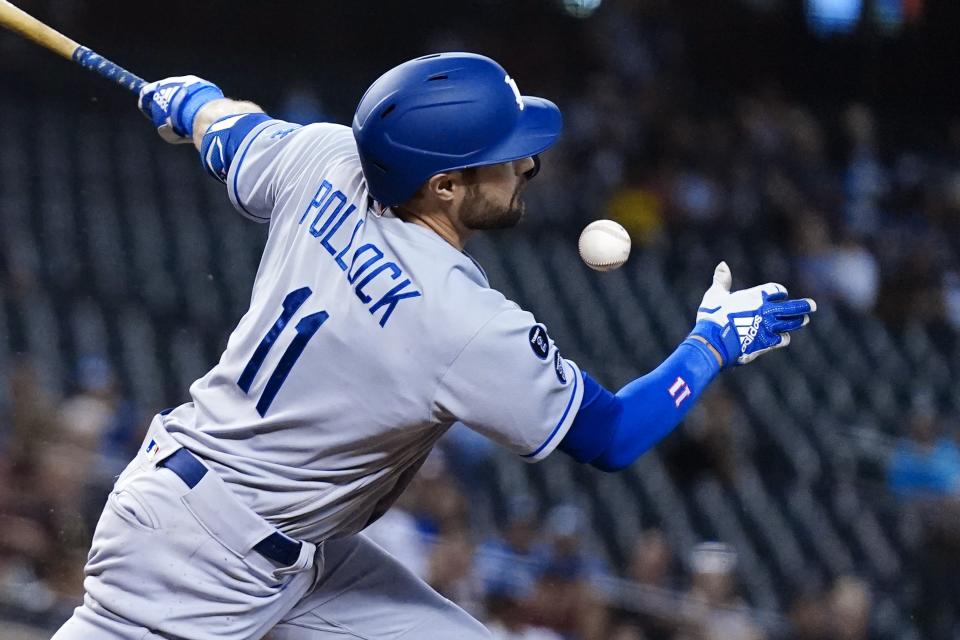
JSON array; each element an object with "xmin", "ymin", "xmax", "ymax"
[{"xmin": 459, "ymin": 157, "xmax": 536, "ymax": 230}]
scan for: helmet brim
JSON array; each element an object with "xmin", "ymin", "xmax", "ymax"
[{"xmin": 443, "ymin": 96, "xmax": 563, "ymax": 173}]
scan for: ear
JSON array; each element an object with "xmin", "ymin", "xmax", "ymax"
[{"xmin": 425, "ymin": 172, "xmax": 459, "ymax": 203}]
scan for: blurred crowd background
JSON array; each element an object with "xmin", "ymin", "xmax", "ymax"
[{"xmin": 2, "ymin": 0, "xmax": 960, "ymax": 638}]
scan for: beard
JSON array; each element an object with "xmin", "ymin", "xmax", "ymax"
[{"xmin": 460, "ymin": 183, "xmax": 526, "ymax": 230}]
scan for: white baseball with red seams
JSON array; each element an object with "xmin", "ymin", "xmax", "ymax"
[{"xmin": 578, "ymin": 219, "xmax": 632, "ymax": 271}]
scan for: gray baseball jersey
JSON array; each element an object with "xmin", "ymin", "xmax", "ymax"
[{"xmin": 162, "ymin": 117, "xmax": 584, "ymax": 543}]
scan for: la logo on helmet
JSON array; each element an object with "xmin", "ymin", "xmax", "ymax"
[{"xmin": 505, "ymin": 75, "xmax": 525, "ymax": 111}]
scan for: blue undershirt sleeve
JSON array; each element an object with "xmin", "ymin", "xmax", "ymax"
[
  {"xmin": 199, "ymin": 113, "xmax": 272, "ymax": 183},
  {"xmin": 558, "ymin": 337, "xmax": 722, "ymax": 472}
]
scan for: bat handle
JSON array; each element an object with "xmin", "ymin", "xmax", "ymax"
[{"xmin": 72, "ymin": 46, "xmax": 145, "ymax": 93}]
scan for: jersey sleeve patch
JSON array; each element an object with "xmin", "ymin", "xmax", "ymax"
[
  {"xmin": 528, "ymin": 324, "xmax": 550, "ymax": 360},
  {"xmin": 199, "ymin": 113, "xmax": 273, "ymax": 184},
  {"xmin": 553, "ymin": 351, "xmax": 567, "ymax": 384}
]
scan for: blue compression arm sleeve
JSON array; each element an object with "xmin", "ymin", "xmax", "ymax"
[
  {"xmin": 558, "ymin": 337, "xmax": 721, "ymax": 471},
  {"xmin": 199, "ymin": 113, "xmax": 272, "ymax": 183}
]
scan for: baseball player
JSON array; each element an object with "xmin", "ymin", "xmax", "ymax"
[{"xmin": 52, "ymin": 52, "xmax": 816, "ymax": 639}]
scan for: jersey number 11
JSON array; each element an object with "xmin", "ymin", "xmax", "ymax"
[{"xmin": 236, "ymin": 287, "xmax": 328, "ymax": 417}]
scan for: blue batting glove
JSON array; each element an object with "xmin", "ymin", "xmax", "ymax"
[
  {"xmin": 690, "ymin": 261, "xmax": 816, "ymax": 368},
  {"xmin": 137, "ymin": 75, "xmax": 224, "ymax": 144}
]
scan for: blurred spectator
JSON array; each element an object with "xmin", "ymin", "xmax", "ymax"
[
  {"xmin": 427, "ymin": 528, "xmax": 484, "ymax": 618},
  {"xmin": 828, "ymin": 576, "xmax": 873, "ymax": 640},
  {"xmin": 829, "ymin": 239, "xmax": 881, "ymax": 311},
  {"xmin": 628, "ymin": 528, "xmax": 674, "ymax": 589},
  {"xmin": 0, "ymin": 429, "xmax": 58, "ymax": 613},
  {"xmin": 889, "ymin": 413, "xmax": 960, "ymax": 639},
  {"xmin": 669, "ymin": 166, "xmax": 725, "ymax": 225},
  {"xmin": 627, "ymin": 529, "xmax": 681, "ymax": 640},
  {"xmin": 6, "ymin": 359, "xmax": 59, "ymax": 455},
  {"xmin": 364, "ymin": 490, "xmax": 430, "ymax": 578},
  {"xmin": 465, "ymin": 494, "xmax": 560, "ymax": 638},
  {"xmin": 676, "ymin": 543, "xmax": 765, "ymax": 640},
  {"xmin": 875, "ymin": 242, "xmax": 948, "ymax": 327},
  {"xmin": 794, "ymin": 212, "xmax": 880, "ymax": 312},
  {"xmin": 388, "ymin": 451, "xmax": 485, "ymax": 616},
  {"xmin": 526, "ymin": 505, "xmax": 609, "ymax": 639},
  {"xmin": 477, "ymin": 494, "xmax": 547, "ymax": 599},
  {"xmin": 439, "ymin": 422, "xmax": 497, "ymax": 496},
  {"xmin": 540, "ymin": 504, "xmax": 606, "ymax": 581},
  {"xmin": 842, "ymin": 104, "xmax": 886, "ymax": 238},
  {"xmin": 607, "ymin": 622, "xmax": 649, "ymax": 640},
  {"xmin": 58, "ymin": 356, "xmax": 141, "ymax": 533},
  {"xmin": 606, "ymin": 175, "xmax": 666, "ymax": 247},
  {"xmin": 787, "ymin": 586, "xmax": 831, "ymax": 640},
  {"xmin": 940, "ymin": 269, "xmax": 960, "ymax": 330},
  {"xmin": 60, "ymin": 357, "xmax": 141, "ymax": 470},
  {"xmin": 486, "ymin": 582, "xmax": 563, "ymax": 640},
  {"xmin": 887, "ymin": 409, "xmax": 960, "ymax": 499},
  {"xmin": 0, "ymin": 359, "xmax": 80, "ymax": 612},
  {"xmin": 411, "ymin": 450, "xmax": 471, "ymax": 537}
]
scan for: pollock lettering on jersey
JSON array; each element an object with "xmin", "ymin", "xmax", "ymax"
[{"xmin": 297, "ymin": 178, "xmax": 421, "ymax": 327}]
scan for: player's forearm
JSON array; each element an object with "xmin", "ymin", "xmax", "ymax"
[
  {"xmin": 192, "ymin": 98, "xmax": 264, "ymax": 149},
  {"xmin": 558, "ymin": 338, "xmax": 721, "ymax": 471}
]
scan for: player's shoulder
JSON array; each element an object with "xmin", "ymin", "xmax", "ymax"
[
  {"xmin": 281, "ymin": 121, "xmax": 356, "ymax": 157},
  {"xmin": 380, "ymin": 225, "xmax": 523, "ymax": 345},
  {"xmin": 297, "ymin": 121, "xmax": 353, "ymax": 142},
  {"xmin": 233, "ymin": 118, "xmax": 356, "ymax": 163},
  {"xmin": 263, "ymin": 120, "xmax": 364, "ymax": 199},
  {"xmin": 435, "ymin": 260, "xmax": 515, "ymax": 324},
  {"xmin": 429, "ymin": 273, "xmax": 523, "ymax": 361}
]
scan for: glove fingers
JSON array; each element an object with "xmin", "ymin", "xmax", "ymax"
[
  {"xmin": 768, "ymin": 316, "xmax": 807, "ymax": 333},
  {"xmin": 769, "ymin": 297, "xmax": 817, "ymax": 318}
]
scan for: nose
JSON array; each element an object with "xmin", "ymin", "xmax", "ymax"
[{"xmin": 516, "ymin": 155, "xmax": 540, "ymax": 180}]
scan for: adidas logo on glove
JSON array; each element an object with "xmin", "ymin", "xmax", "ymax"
[
  {"xmin": 153, "ymin": 86, "xmax": 177, "ymax": 110},
  {"xmin": 734, "ymin": 315, "xmax": 763, "ymax": 350}
]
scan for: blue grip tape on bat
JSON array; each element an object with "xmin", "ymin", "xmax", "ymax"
[{"xmin": 72, "ymin": 46, "xmax": 145, "ymax": 93}]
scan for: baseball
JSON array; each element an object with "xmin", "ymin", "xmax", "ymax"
[{"xmin": 578, "ymin": 220, "xmax": 631, "ymax": 272}]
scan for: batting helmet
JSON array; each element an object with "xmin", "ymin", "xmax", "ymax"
[{"xmin": 352, "ymin": 52, "xmax": 563, "ymax": 207}]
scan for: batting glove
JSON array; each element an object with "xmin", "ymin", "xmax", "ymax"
[
  {"xmin": 689, "ymin": 261, "xmax": 816, "ymax": 368},
  {"xmin": 138, "ymin": 75, "xmax": 224, "ymax": 144}
]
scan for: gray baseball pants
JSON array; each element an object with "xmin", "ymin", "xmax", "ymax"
[{"xmin": 51, "ymin": 419, "xmax": 490, "ymax": 640}]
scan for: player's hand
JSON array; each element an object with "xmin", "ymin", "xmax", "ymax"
[
  {"xmin": 138, "ymin": 75, "xmax": 224, "ymax": 144},
  {"xmin": 689, "ymin": 261, "xmax": 816, "ymax": 367}
]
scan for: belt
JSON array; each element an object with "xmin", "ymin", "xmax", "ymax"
[{"xmin": 159, "ymin": 448, "xmax": 303, "ymax": 567}]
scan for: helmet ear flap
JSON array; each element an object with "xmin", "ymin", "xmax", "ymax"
[{"xmin": 524, "ymin": 155, "xmax": 541, "ymax": 180}]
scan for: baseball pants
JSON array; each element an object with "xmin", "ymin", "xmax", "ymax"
[{"xmin": 52, "ymin": 418, "xmax": 491, "ymax": 640}]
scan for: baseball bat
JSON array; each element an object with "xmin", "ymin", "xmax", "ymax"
[{"xmin": 0, "ymin": 0, "xmax": 145, "ymax": 92}]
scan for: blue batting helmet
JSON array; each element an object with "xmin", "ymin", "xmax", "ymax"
[{"xmin": 352, "ymin": 52, "xmax": 563, "ymax": 207}]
